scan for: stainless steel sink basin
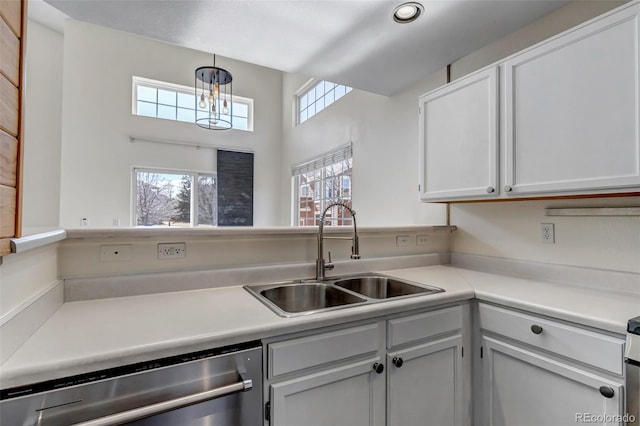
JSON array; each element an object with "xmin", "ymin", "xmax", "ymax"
[
  {"xmin": 244, "ymin": 273, "xmax": 443, "ymax": 317},
  {"xmin": 334, "ymin": 276, "xmax": 438, "ymax": 299},
  {"xmin": 259, "ymin": 283, "xmax": 366, "ymax": 314}
]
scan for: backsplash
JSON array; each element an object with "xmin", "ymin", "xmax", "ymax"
[{"xmin": 59, "ymin": 226, "xmax": 454, "ymax": 279}]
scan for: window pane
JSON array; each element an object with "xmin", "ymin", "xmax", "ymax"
[
  {"xmin": 346, "ymin": 86, "xmax": 352, "ymax": 94},
  {"xmin": 233, "ymin": 102, "xmax": 249, "ymax": 118},
  {"xmin": 335, "ymin": 85, "xmax": 346, "ymax": 100},
  {"xmin": 158, "ymin": 89, "xmax": 176, "ymax": 106},
  {"xmin": 316, "ymin": 97, "xmax": 325, "ymax": 114},
  {"xmin": 177, "ymin": 108, "xmax": 195, "ymax": 123},
  {"xmin": 306, "ymin": 86, "xmax": 316, "ymax": 104},
  {"xmin": 300, "ymin": 93, "xmax": 308, "ymax": 109},
  {"xmin": 137, "ymin": 101, "xmax": 156, "ymax": 117},
  {"xmin": 197, "ymin": 175, "xmax": 217, "ymax": 226},
  {"xmin": 177, "ymin": 92, "xmax": 194, "ymax": 109},
  {"xmin": 315, "ymin": 82, "xmax": 324, "ymax": 100},
  {"xmin": 325, "ymin": 88, "xmax": 335, "ymax": 106},
  {"xmin": 231, "ymin": 116, "xmax": 248, "ymax": 131},
  {"xmin": 171, "ymin": 175, "xmax": 192, "ymax": 226},
  {"xmin": 158, "ymin": 104, "xmax": 176, "ymax": 120},
  {"xmin": 137, "ymin": 85, "xmax": 156, "ymax": 102},
  {"xmin": 300, "ymin": 108, "xmax": 308, "ymax": 123},
  {"xmin": 133, "ymin": 77, "xmax": 253, "ymax": 132},
  {"xmin": 136, "ymin": 172, "xmax": 186, "ymax": 226},
  {"xmin": 307, "ymin": 102, "xmax": 316, "ymax": 117}
]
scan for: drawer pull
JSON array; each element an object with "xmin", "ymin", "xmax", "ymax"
[
  {"xmin": 372, "ymin": 362, "xmax": 384, "ymax": 374},
  {"xmin": 392, "ymin": 357, "xmax": 404, "ymax": 368},
  {"xmin": 599, "ymin": 386, "xmax": 615, "ymax": 398},
  {"xmin": 530, "ymin": 325, "xmax": 543, "ymax": 335}
]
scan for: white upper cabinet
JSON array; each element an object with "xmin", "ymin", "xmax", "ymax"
[
  {"xmin": 503, "ymin": 2, "xmax": 640, "ymax": 196},
  {"xmin": 418, "ymin": 1, "xmax": 640, "ymax": 202},
  {"xmin": 419, "ymin": 67, "xmax": 498, "ymax": 201}
]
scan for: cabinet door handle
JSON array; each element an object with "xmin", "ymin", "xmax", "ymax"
[
  {"xmin": 530, "ymin": 325, "xmax": 543, "ymax": 334},
  {"xmin": 486, "ymin": 186, "xmax": 495, "ymax": 193},
  {"xmin": 599, "ymin": 386, "xmax": 615, "ymax": 398},
  {"xmin": 392, "ymin": 357, "xmax": 404, "ymax": 368},
  {"xmin": 504, "ymin": 185, "xmax": 513, "ymax": 192},
  {"xmin": 372, "ymin": 362, "xmax": 384, "ymax": 374}
]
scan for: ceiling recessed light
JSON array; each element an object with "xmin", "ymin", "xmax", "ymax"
[{"xmin": 393, "ymin": 2, "xmax": 423, "ymax": 24}]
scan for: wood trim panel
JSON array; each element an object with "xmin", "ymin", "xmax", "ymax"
[
  {"xmin": 0, "ymin": 0, "xmax": 21, "ymax": 38},
  {"xmin": 0, "ymin": 130, "xmax": 17, "ymax": 187},
  {"xmin": 14, "ymin": 0, "xmax": 25, "ymax": 238},
  {"xmin": 0, "ymin": 16, "xmax": 20, "ymax": 85},
  {"xmin": 0, "ymin": 73, "xmax": 18, "ymax": 136},
  {"xmin": 0, "ymin": 185, "xmax": 16, "ymax": 237},
  {"xmin": 0, "ymin": 238, "xmax": 10, "ymax": 256}
]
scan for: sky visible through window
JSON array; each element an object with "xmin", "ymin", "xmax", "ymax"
[{"xmin": 133, "ymin": 77, "xmax": 252, "ymax": 131}]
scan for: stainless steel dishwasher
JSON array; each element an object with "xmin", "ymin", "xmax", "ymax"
[{"xmin": 0, "ymin": 341, "xmax": 262, "ymax": 426}]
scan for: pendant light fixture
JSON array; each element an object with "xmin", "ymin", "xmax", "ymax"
[{"xmin": 195, "ymin": 54, "xmax": 233, "ymax": 130}]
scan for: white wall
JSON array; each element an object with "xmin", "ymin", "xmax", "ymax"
[
  {"xmin": 21, "ymin": 20, "xmax": 63, "ymax": 234},
  {"xmin": 447, "ymin": 0, "xmax": 639, "ymax": 274},
  {"xmin": 59, "ymin": 20, "xmax": 283, "ymax": 228},
  {"xmin": 280, "ymin": 73, "xmax": 448, "ymax": 226},
  {"xmin": 0, "ymin": 245, "xmax": 59, "ymax": 318}
]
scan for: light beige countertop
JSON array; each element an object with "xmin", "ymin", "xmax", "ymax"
[{"xmin": 1, "ymin": 265, "xmax": 637, "ymax": 390}]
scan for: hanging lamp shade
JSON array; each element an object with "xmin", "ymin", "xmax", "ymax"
[{"xmin": 195, "ymin": 55, "xmax": 233, "ymax": 130}]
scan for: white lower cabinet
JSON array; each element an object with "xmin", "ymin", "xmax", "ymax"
[
  {"xmin": 387, "ymin": 335, "xmax": 467, "ymax": 426},
  {"xmin": 476, "ymin": 302, "xmax": 626, "ymax": 426},
  {"xmin": 270, "ymin": 357, "xmax": 385, "ymax": 426},
  {"xmin": 481, "ymin": 336, "xmax": 623, "ymax": 426},
  {"xmin": 264, "ymin": 303, "xmax": 471, "ymax": 426}
]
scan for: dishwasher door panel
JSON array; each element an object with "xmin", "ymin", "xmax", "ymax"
[{"xmin": 1, "ymin": 346, "xmax": 262, "ymax": 426}]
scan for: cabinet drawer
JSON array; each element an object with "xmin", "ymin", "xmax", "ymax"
[
  {"xmin": 387, "ymin": 305, "xmax": 463, "ymax": 348},
  {"xmin": 478, "ymin": 303, "xmax": 624, "ymax": 375},
  {"xmin": 268, "ymin": 322, "xmax": 382, "ymax": 378}
]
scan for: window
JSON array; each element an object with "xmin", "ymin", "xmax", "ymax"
[
  {"xmin": 134, "ymin": 169, "xmax": 217, "ymax": 227},
  {"xmin": 132, "ymin": 76, "xmax": 253, "ymax": 131},
  {"xmin": 292, "ymin": 143, "xmax": 352, "ymax": 226},
  {"xmin": 296, "ymin": 80, "xmax": 352, "ymax": 125}
]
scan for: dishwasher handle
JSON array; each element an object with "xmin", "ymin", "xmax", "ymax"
[{"xmin": 71, "ymin": 375, "xmax": 253, "ymax": 426}]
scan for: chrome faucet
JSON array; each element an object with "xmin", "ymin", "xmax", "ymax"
[{"xmin": 316, "ymin": 201, "xmax": 360, "ymax": 280}]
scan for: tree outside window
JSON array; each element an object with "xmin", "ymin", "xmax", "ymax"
[{"xmin": 134, "ymin": 170, "xmax": 216, "ymax": 227}]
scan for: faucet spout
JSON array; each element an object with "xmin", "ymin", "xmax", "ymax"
[{"xmin": 316, "ymin": 202, "xmax": 360, "ymax": 280}]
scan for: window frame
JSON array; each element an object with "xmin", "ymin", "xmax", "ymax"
[
  {"xmin": 131, "ymin": 167, "xmax": 217, "ymax": 227},
  {"xmin": 291, "ymin": 143, "xmax": 353, "ymax": 226},
  {"xmin": 295, "ymin": 79, "xmax": 352, "ymax": 126},
  {"xmin": 132, "ymin": 76, "xmax": 254, "ymax": 131}
]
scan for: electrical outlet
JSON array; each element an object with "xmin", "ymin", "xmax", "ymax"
[
  {"xmin": 81, "ymin": 217, "xmax": 89, "ymax": 226},
  {"xmin": 541, "ymin": 223, "xmax": 555, "ymax": 244},
  {"xmin": 158, "ymin": 243, "xmax": 186, "ymax": 259},
  {"xmin": 396, "ymin": 235, "xmax": 411, "ymax": 247},
  {"xmin": 416, "ymin": 235, "xmax": 429, "ymax": 246},
  {"xmin": 100, "ymin": 244, "xmax": 132, "ymax": 262}
]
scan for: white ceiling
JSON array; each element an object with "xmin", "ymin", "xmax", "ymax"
[{"xmin": 39, "ymin": 0, "xmax": 571, "ymax": 95}]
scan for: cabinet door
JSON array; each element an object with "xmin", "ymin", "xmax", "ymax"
[
  {"xmin": 481, "ymin": 336, "xmax": 624, "ymax": 426},
  {"xmin": 269, "ymin": 357, "xmax": 385, "ymax": 426},
  {"xmin": 419, "ymin": 66, "xmax": 498, "ymax": 201},
  {"xmin": 387, "ymin": 335, "xmax": 470, "ymax": 426},
  {"xmin": 504, "ymin": 3, "xmax": 640, "ymax": 195}
]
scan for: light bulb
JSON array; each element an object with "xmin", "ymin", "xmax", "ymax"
[
  {"xmin": 223, "ymin": 100, "xmax": 228, "ymax": 114},
  {"xmin": 211, "ymin": 103, "xmax": 216, "ymax": 114},
  {"xmin": 214, "ymin": 82, "xmax": 219, "ymax": 96},
  {"xmin": 199, "ymin": 93, "xmax": 206, "ymax": 109},
  {"xmin": 209, "ymin": 89, "xmax": 214, "ymax": 104}
]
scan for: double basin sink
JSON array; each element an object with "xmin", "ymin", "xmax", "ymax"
[{"xmin": 244, "ymin": 273, "xmax": 444, "ymax": 317}]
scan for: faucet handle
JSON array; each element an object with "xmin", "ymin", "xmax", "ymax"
[{"xmin": 325, "ymin": 251, "xmax": 335, "ymax": 271}]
